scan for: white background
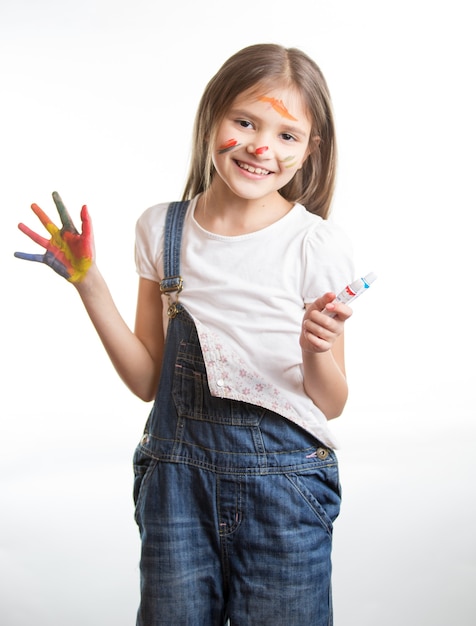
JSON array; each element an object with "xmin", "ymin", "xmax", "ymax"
[{"xmin": 1, "ymin": 1, "xmax": 475, "ymax": 624}]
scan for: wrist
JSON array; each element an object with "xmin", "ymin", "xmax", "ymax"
[{"xmin": 73, "ymin": 263, "xmax": 101, "ymax": 294}]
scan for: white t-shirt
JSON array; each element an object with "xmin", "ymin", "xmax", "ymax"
[{"xmin": 135, "ymin": 196, "xmax": 354, "ymax": 448}]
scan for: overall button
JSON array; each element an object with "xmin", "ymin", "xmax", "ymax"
[
  {"xmin": 316, "ymin": 447, "xmax": 329, "ymax": 460},
  {"xmin": 167, "ymin": 303, "xmax": 178, "ymax": 318},
  {"xmin": 141, "ymin": 434, "xmax": 150, "ymax": 445}
]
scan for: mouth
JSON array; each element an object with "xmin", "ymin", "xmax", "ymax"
[{"xmin": 235, "ymin": 160, "xmax": 272, "ymax": 176}]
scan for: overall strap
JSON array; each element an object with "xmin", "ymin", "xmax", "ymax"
[{"xmin": 160, "ymin": 200, "xmax": 190, "ymax": 318}]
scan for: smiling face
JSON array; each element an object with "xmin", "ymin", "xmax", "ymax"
[{"xmin": 210, "ymin": 85, "xmax": 314, "ymax": 204}]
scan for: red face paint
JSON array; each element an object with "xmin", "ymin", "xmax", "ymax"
[
  {"xmin": 218, "ymin": 138, "xmax": 240, "ymax": 154},
  {"xmin": 255, "ymin": 146, "xmax": 268, "ymax": 155}
]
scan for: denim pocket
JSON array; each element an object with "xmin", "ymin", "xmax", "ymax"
[
  {"xmin": 172, "ymin": 343, "xmax": 235, "ymax": 424},
  {"xmin": 285, "ymin": 466, "xmax": 342, "ymax": 536}
]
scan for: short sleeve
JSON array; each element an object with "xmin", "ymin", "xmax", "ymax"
[
  {"xmin": 302, "ymin": 219, "xmax": 355, "ymax": 303},
  {"xmin": 134, "ymin": 202, "xmax": 169, "ymax": 282}
]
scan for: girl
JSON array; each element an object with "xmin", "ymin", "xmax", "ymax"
[{"xmin": 15, "ymin": 43, "xmax": 354, "ymax": 625}]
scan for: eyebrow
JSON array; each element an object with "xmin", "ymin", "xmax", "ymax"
[{"xmin": 280, "ymin": 124, "xmax": 309, "ymax": 139}]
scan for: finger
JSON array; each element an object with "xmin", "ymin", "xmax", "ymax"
[
  {"xmin": 14, "ymin": 250, "xmax": 71, "ymax": 280},
  {"xmin": 14, "ymin": 251, "xmax": 45, "ymax": 263},
  {"xmin": 52, "ymin": 191, "xmax": 78, "ymax": 233},
  {"xmin": 308, "ymin": 292, "xmax": 335, "ymax": 314},
  {"xmin": 30, "ymin": 203, "xmax": 56, "ymax": 232},
  {"xmin": 17, "ymin": 222, "xmax": 50, "ymax": 248},
  {"xmin": 304, "ymin": 320, "xmax": 333, "ymax": 343},
  {"xmin": 320, "ymin": 292, "xmax": 337, "ymax": 312},
  {"xmin": 302, "ymin": 326, "xmax": 332, "ymax": 352},
  {"xmin": 30, "ymin": 203, "xmax": 64, "ymax": 241},
  {"xmin": 44, "ymin": 250, "xmax": 71, "ymax": 280},
  {"xmin": 325, "ymin": 301, "xmax": 353, "ymax": 321},
  {"xmin": 80, "ymin": 204, "xmax": 92, "ymax": 238}
]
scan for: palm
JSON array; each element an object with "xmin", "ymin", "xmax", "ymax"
[{"xmin": 15, "ymin": 191, "xmax": 93, "ymax": 283}]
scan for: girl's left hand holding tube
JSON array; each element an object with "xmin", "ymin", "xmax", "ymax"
[
  {"xmin": 14, "ymin": 191, "xmax": 94, "ymax": 283},
  {"xmin": 300, "ymin": 292, "xmax": 353, "ymax": 354}
]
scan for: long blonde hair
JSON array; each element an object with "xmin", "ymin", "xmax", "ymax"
[{"xmin": 183, "ymin": 43, "xmax": 337, "ymax": 219}]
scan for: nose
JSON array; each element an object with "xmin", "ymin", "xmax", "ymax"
[{"xmin": 246, "ymin": 144, "xmax": 270, "ymax": 157}]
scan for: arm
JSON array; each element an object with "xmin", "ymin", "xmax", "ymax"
[
  {"xmin": 15, "ymin": 192, "xmax": 165, "ymax": 401},
  {"xmin": 300, "ymin": 292, "xmax": 352, "ymax": 420},
  {"xmin": 75, "ymin": 270, "xmax": 164, "ymax": 401}
]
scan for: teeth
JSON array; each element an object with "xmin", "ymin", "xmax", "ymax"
[{"xmin": 237, "ymin": 161, "xmax": 270, "ymax": 175}]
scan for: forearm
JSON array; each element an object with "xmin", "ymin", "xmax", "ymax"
[
  {"xmin": 302, "ymin": 349, "xmax": 348, "ymax": 420},
  {"xmin": 74, "ymin": 266, "xmax": 161, "ymax": 401}
]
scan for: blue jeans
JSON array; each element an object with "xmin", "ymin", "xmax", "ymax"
[{"xmin": 133, "ymin": 307, "xmax": 341, "ymax": 625}]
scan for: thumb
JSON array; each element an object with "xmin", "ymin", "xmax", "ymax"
[
  {"xmin": 80, "ymin": 205, "xmax": 92, "ymax": 238},
  {"xmin": 311, "ymin": 292, "xmax": 336, "ymax": 314}
]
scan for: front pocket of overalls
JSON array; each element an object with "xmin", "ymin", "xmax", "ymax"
[
  {"xmin": 285, "ymin": 461, "xmax": 342, "ymax": 536},
  {"xmin": 172, "ymin": 342, "xmax": 234, "ymax": 423}
]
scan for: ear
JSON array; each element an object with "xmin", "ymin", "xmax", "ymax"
[
  {"xmin": 309, "ymin": 135, "xmax": 321, "ymax": 153},
  {"xmin": 298, "ymin": 135, "xmax": 320, "ymax": 169}
]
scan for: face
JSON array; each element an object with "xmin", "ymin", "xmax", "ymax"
[{"xmin": 211, "ymin": 86, "xmax": 314, "ymax": 202}]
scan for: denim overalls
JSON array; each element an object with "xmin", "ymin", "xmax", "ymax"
[{"xmin": 133, "ymin": 201, "xmax": 341, "ymax": 626}]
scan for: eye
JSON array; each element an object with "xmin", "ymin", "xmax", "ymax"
[
  {"xmin": 281, "ymin": 132, "xmax": 296, "ymax": 142},
  {"xmin": 237, "ymin": 119, "xmax": 254, "ymax": 129}
]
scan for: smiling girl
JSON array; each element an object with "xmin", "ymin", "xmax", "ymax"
[{"xmin": 15, "ymin": 43, "xmax": 354, "ymax": 625}]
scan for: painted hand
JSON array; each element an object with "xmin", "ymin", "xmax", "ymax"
[{"xmin": 14, "ymin": 191, "xmax": 94, "ymax": 283}]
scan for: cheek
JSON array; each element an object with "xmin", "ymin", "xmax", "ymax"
[
  {"xmin": 215, "ymin": 121, "xmax": 238, "ymax": 150},
  {"xmin": 215, "ymin": 123, "xmax": 244, "ymax": 155},
  {"xmin": 280, "ymin": 155, "xmax": 300, "ymax": 169},
  {"xmin": 211, "ymin": 148, "xmax": 231, "ymax": 177},
  {"xmin": 217, "ymin": 138, "xmax": 239, "ymax": 154},
  {"xmin": 280, "ymin": 145, "xmax": 309, "ymax": 170}
]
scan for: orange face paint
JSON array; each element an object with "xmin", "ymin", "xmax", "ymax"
[{"xmin": 259, "ymin": 96, "xmax": 298, "ymax": 121}]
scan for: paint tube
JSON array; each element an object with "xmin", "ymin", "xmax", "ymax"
[{"xmin": 323, "ymin": 272, "xmax": 377, "ymax": 317}]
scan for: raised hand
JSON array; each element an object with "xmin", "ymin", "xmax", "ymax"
[{"xmin": 14, "ymin": 191, "xmax": 94, "ymax": 283}]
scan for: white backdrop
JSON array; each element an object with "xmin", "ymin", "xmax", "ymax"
[{"xmin": 1, "ymin": 1, "xmax": 475, "ymax": 624}]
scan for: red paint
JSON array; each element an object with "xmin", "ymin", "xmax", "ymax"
[{"xmin": 218, "ymin": 138, "xmax": 239, "ymax": 153}]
